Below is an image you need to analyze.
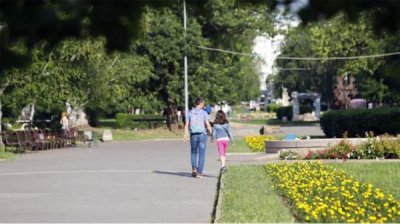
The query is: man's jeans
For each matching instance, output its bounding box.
[190,133,207,174]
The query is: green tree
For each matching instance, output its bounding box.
[197,0,274,103]
[274,12,391,105]
[134,6,211,128]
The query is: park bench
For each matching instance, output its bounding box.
[30,130,53,150]
[1,128,93,152]
[1,131,28,153]
[16,131,41,151]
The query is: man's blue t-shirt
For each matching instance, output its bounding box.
[188,108,209,134]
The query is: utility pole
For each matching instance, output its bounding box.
[183,0,189,114]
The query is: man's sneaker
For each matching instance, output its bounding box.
[220,166,227,174]
[197,173,205,178]
[191,169,197,178]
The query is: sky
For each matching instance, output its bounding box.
[252,0,308,92]
[252,15,299,91]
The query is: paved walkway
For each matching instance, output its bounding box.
[0,122,320,222]
[0,140,274,223]
[0,140,228,223]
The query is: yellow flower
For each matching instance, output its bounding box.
[369,215,377,221]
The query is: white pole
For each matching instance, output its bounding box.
[183,0,189,114]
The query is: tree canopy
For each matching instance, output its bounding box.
[0,0,274,128]
[273,11,400,106]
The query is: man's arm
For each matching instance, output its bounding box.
[183,120,190,141]
[205,120,212,135]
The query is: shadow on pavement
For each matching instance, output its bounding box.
[153,170,218,179]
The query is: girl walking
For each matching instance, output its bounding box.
[212,110,235,173]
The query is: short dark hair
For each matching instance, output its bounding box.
[195,98,204,106]
[214,110,228,124]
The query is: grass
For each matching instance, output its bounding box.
[91,127,182,141]
[229,138,253,153]
[94,119,182,141]
[218,162,400,223]
[329,162,400,200]
[218,165,294,223]
[0,146,16,160]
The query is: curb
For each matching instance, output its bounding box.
[227,152,265,156]
[212,172,224,223]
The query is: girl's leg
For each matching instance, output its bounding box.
[222,140,228,167]
[220,156,226,168]
[217,140,228,168]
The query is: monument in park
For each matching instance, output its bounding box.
[65,102,89,128]
[291,91,321,121]
[333,73,359,109]
[282,87,290,107]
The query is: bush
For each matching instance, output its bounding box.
[244,135,275,152]
[115,113,165,129]
[276,105,314,120]
[304,139,357,160]
[357,135,400,159]
[279,150,301,160]
[320,108,400,137]
[266,104,282,113]
[276,106,292,120]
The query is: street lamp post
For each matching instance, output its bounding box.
[183,0,189,114]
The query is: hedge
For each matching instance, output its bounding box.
[276,105,313,120]
[320,108,400,137]
[115,113,165,129]
[266,104,282,113]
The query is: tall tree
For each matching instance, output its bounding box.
[274,12,392,106]
[196,0,274,103]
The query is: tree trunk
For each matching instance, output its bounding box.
[165,105,172,131]
[0,86,5,133]
[0,88,4,147]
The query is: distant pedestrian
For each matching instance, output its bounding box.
[204,104,212,115]
[60,112,69,136]
[211,110,235,173]
[184,98,212,178]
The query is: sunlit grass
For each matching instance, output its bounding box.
[218,165,294,223]
[329,162,400,200]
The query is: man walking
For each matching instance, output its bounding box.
[184,98,212,178]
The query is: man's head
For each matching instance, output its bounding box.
[195,98,205,109]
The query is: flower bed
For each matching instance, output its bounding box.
[304,136,400,160]
[244,135,275,152]
[265,162,400,223]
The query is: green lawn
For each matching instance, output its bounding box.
[0,147,16,160]
[218,165,294,223]
[218,162,400,223]
[91,128,182,141]
[229,138,252,153]
[329,162,400,200]
[95,119,182,141]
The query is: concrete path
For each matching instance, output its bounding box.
[0,140,222,223]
